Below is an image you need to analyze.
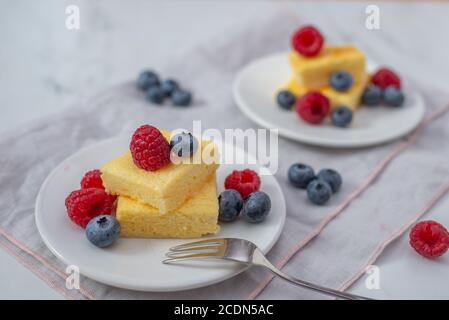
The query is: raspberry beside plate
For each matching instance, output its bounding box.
[409,220,449,259]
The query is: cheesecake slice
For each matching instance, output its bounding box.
[288,46,366,90]
[284,73,368,111]
[116,175,219,238]
[101,132,219,214]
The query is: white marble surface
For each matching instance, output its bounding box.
[1,0,449,299]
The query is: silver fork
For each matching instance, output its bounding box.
[163,238,372,300]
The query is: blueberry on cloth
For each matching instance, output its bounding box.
[288,163,316,189]
[307,179,332,205]
[317,169,342,193]
[137,70,159,91]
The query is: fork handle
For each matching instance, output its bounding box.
[252,249,372,300]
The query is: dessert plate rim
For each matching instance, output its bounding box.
[233,51,425,148]
[35,135,286,292]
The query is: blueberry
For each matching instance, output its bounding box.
[277,90,296,110]
[241,192,271,223]
[288,163,315,189]
[170,132,198,157]
[172,89,192,106]
[317,169,342,193]
[307,180,332,205]
[147,86,165,104]
[362,85,382,106]
[331,106,353,128]
[383,86,404,107]
[330,71,353,92]
[218,189,243,222]
[86,215,120,248]
[160,79,179,97]
[137,70,159,91]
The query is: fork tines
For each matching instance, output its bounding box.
[169,238,226,252]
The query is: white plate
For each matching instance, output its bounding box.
[233,52,425,148]
[35,136,286,292]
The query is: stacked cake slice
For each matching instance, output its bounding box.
[101,130,220,238]
[285,46,368,111]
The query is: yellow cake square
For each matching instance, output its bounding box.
[288,46,366,89]
[101,132,219,214]
[116,176,219,238]
[284,73,368,111]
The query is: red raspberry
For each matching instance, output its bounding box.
[130,125,171,171]
[291,26,324,57]
[371,68,401,89]
[65,188,115,228]
[225,169,261,199]
[409,220,449,259]
[296,91,330,124]
[80,169,104,189]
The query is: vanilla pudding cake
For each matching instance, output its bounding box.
[101,131,219,214]
[64,123,272,245]
[276,27,372,126]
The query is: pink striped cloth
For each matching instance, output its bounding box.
[1,13,449,299]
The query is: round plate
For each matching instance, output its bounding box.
[233,52,425,148]
[35,136,286,292]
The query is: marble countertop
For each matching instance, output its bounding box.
[1,0,448,299]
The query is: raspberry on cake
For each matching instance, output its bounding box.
[116,175,219,238]
[130,125,171,171]
[291,25,324,57]
[101,129,219,214]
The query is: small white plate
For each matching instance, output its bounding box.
[35,136,286,292]
[233,52,425,148]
